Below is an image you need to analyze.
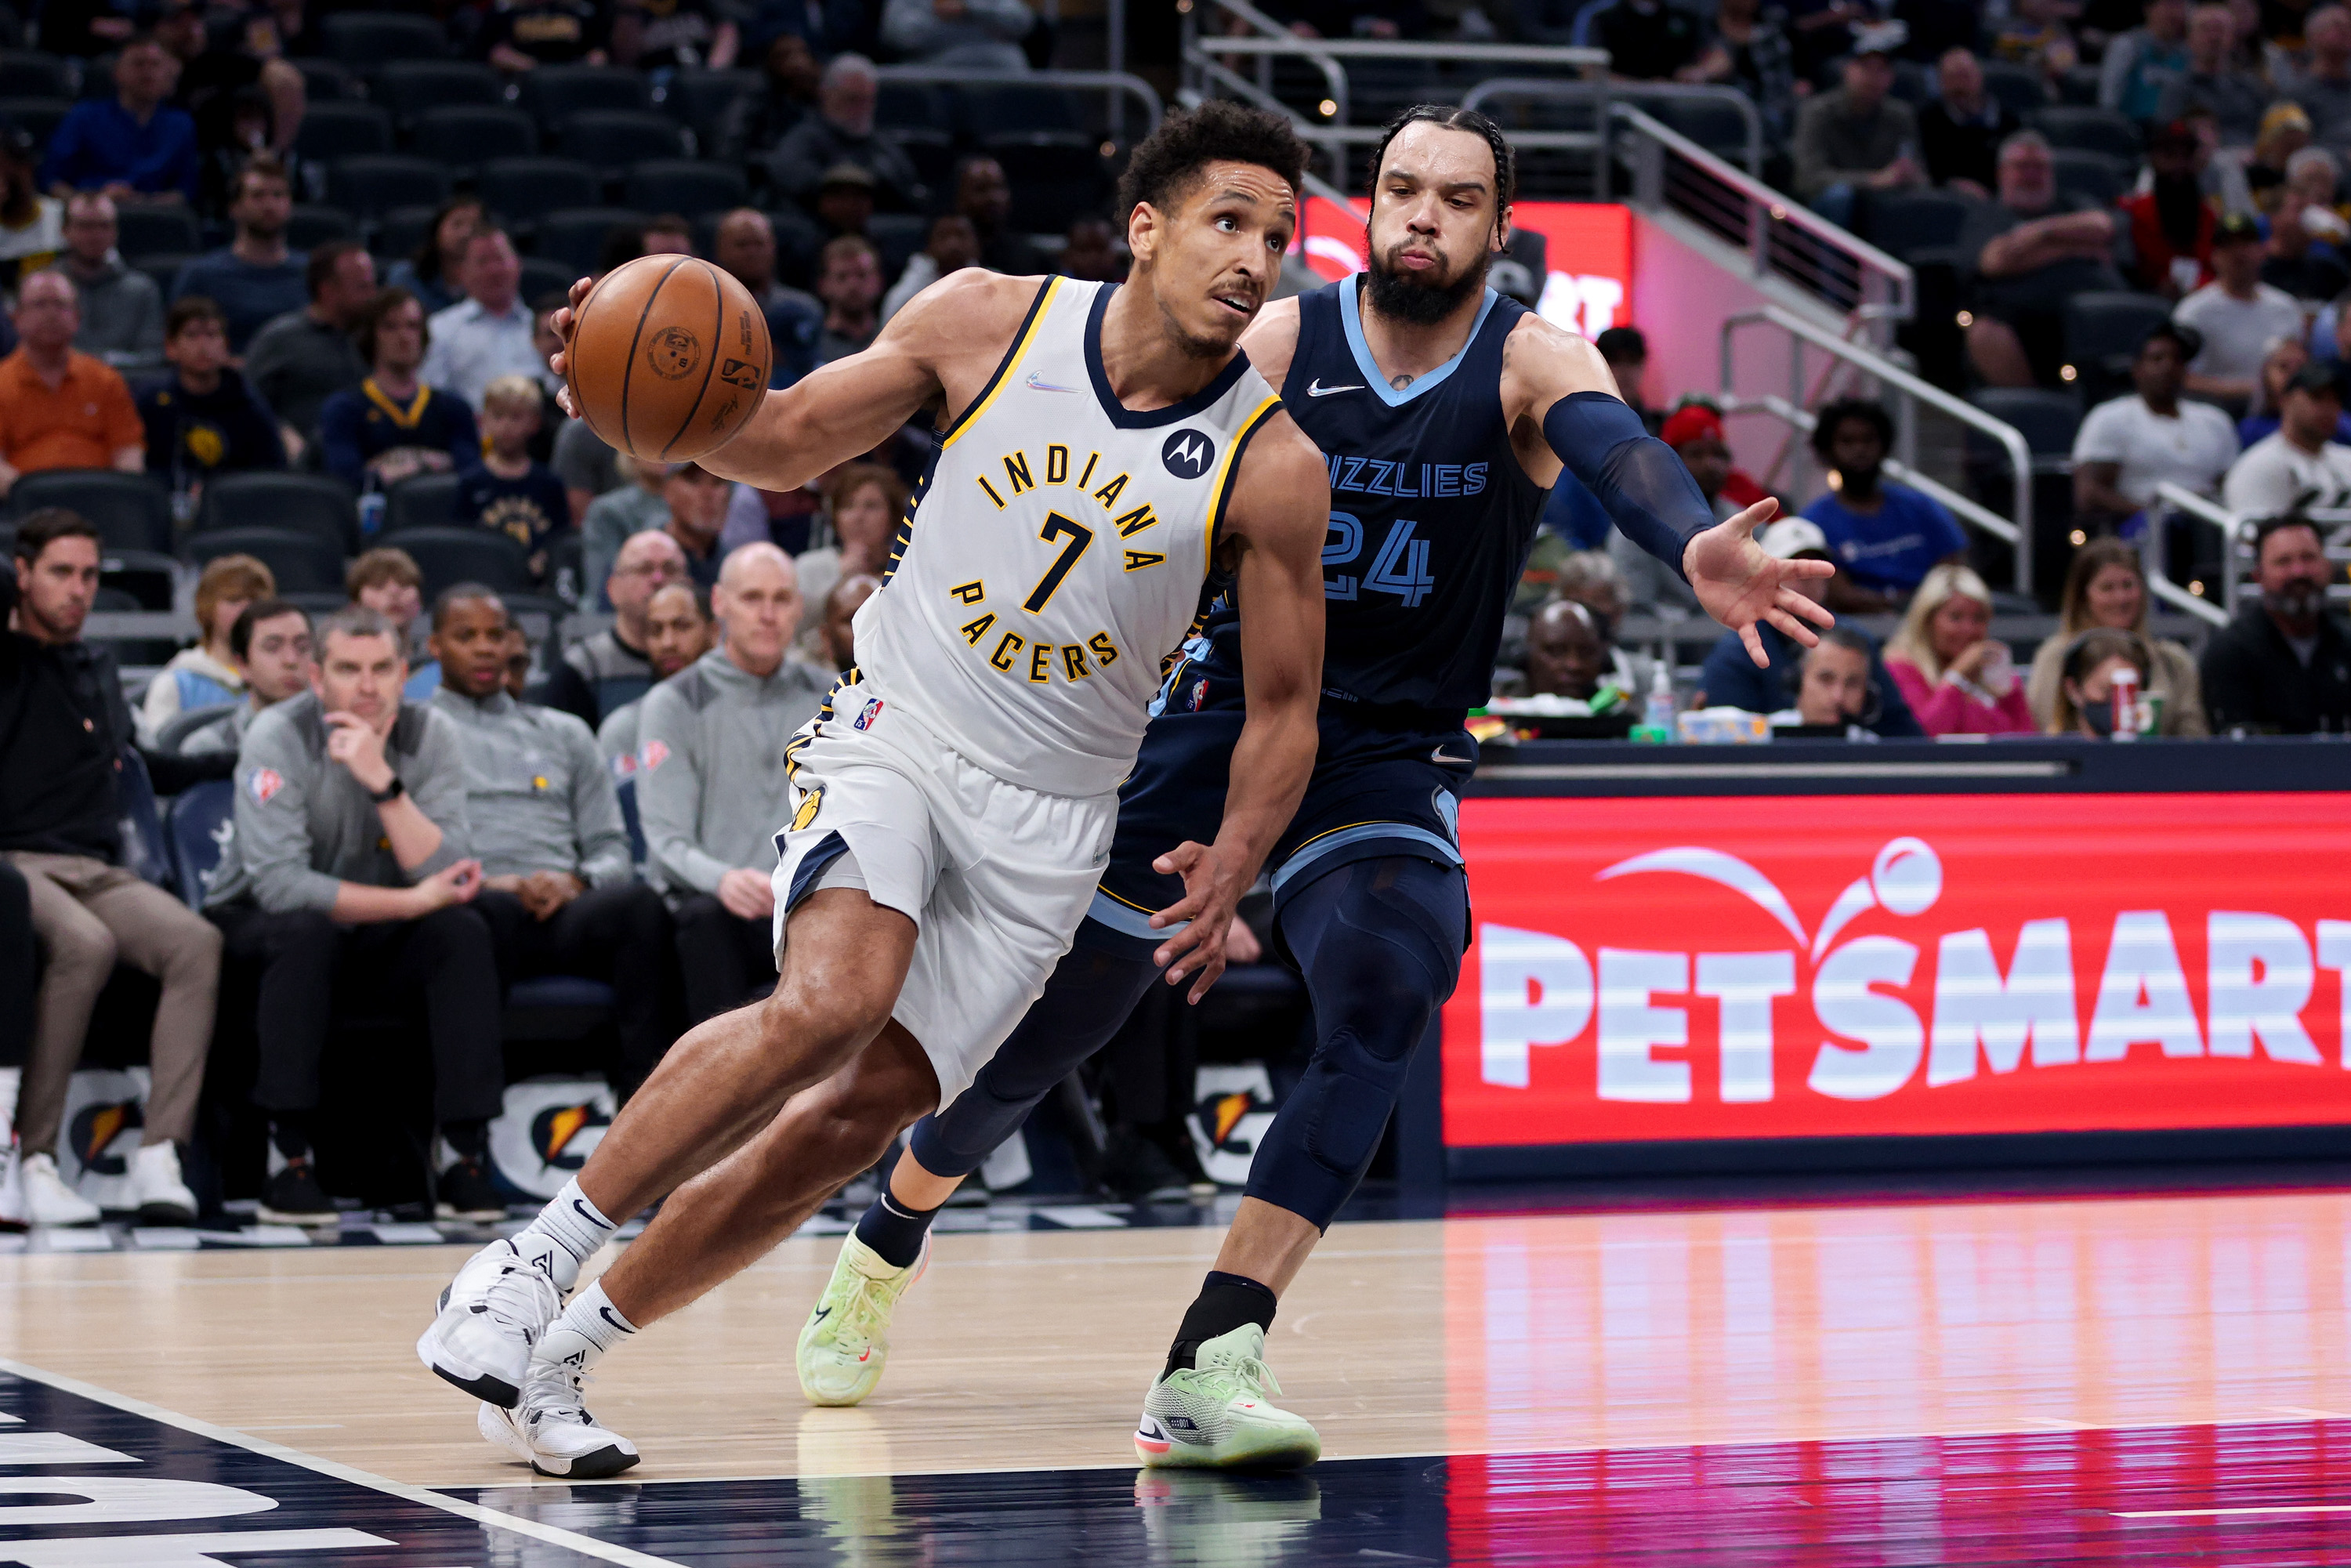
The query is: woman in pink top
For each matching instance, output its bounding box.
[1882,563,2036,736]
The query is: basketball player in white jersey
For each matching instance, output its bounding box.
[414,103,1331,1476]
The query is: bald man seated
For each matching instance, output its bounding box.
[632,543,829,1023]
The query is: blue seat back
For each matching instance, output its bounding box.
[115,749,173,889]
[615,775,647,867]
[168,780,237,907]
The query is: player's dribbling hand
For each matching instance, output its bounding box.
[546,276,593,413]
[1149,841,1241,1004]
[1683,497,1837,668]
[415,859,484,912]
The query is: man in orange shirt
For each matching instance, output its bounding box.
[0,271,144,501]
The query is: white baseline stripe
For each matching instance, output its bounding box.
[0,1357,686,1568]
[2115,1505,2351,1518]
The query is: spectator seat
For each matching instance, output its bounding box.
[11,470,172,554]
[412,105,539,170]
[392,527,533,596]
[881,127,955,194]
[293,57,355,103]
[622,158,748,218]
[1968,387,2085,459]
[286,205,355,250]
[1980,59,2049,117]
[100,549,177,611]
[321,11,450,71]
[984,134,1106,234]
[664,67,760,151]
[1867,189,1978,261]
[375,60,505,126]
[875,80,947,132]
[867,212,929,280]
[535,207,652,274]
[384,472,461,534]
[197,473,362,555]
[293,100,394,163]
[615,774,646,865]
[328,155,453,219]
[0,51,71,97]
[136,254,195,297]
[2063,291,2173,393]
[0,96,67,146]
[1626,92,1755,163]
[371,205,440,263]
[526,66,652,127]
[167,778,236,908]
[116,748,174,889]
[558,110,690,166]
[113,203,201,260]
[2032,106,2142,161]
[518,256,578,303]
[2049,148,2128,207]
[187,527,346,593]
[478,158,603,227]
[953,81,1082,136]
[156,703,237,757]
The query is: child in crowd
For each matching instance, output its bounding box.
[137,552,274,743]
[456,373,571,584]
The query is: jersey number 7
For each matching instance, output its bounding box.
[1023,513,1096,613]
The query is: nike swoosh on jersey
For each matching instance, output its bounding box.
[1431,748,1469,763]
[1026,371,1081,393]
[1307,379,1364,397]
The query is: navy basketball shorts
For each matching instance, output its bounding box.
[1085,664,1476,954]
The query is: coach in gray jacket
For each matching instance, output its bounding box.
[205,605,507,1226]
[428,585,682,1096]
[636,543,825,1021]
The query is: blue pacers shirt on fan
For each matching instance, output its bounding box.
[1801,483,1968,596]
[456,461,570,572]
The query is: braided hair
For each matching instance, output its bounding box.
[1367,106,1516,244]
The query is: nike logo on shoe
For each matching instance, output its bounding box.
[812,1307,832,1323]
[1306,379,1364,397]
[1431,748,1469,763]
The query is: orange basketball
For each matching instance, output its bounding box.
[564,254,772,462]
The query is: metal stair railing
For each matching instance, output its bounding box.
[1723,306,2035,596]
[1462,78,1762,180]
[873,65,1164,144]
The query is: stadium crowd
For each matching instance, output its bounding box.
[2,0,2349,1226]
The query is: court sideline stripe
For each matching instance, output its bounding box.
[0,1356,688,1568]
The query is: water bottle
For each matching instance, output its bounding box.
[1643,659,1678,743]
[357,480,386,538]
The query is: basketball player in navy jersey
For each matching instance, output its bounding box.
[780,103,1834,1469]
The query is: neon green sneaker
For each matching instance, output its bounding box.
[795,1231,929,1407]
[1132,1324,1321,1470]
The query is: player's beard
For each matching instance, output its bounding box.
[1364,236,1490,326]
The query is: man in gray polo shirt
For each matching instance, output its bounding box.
[205,605,506,1226]
[428,585,681,1098]
[636,543,824,1022]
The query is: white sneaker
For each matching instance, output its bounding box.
[416,1239,560,1408]
[477,1356,640,1479]
[129,1143,197,1226]
[20,1153,100,1228]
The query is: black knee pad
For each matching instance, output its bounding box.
[1247,857,1467,1229]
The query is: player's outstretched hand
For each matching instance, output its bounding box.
[1149,840,1243,1005]
[547,275,593,415]
[1683,497,1836,668]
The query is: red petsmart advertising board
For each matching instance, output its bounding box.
[1440,793,2351,1147]
[1295,194,1634,339]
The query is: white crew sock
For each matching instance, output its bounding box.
[538,1281,638,1371]
[510,1178,617,1292]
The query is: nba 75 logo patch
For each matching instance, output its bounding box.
[853,697,885,731]
[247,767,283,804]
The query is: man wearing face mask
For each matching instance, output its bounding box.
[2199,516,2351,730]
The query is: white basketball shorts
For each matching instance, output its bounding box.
[768,674,1118,1107]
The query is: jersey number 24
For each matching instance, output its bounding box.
[1324,512,1433,607]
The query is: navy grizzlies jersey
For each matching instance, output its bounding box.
[1194,277,1547,715]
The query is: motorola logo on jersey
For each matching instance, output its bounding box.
[1161,429,1216,480]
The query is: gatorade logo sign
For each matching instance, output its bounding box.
[1441,794,2351,1146]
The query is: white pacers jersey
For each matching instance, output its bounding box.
[850,276,1283,798]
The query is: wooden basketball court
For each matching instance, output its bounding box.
[9,1182,2351,1563]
